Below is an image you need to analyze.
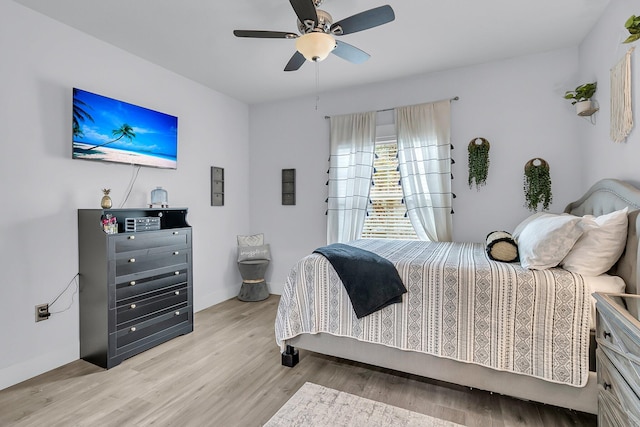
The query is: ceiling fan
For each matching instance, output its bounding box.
[233,0,395,71]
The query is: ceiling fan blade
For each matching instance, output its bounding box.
[332,40,370,64]
[284,51,306,71]
[233,30,298,39]
[331,5,395,36]
[289,0,318,28]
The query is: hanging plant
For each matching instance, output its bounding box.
[523,158,552,212]
[467,137,490,190]
[623,15,640,44]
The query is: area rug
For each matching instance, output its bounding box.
[264,382,465,427]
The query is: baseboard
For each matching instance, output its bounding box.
[0,347,77,391]
[194,288,238,312]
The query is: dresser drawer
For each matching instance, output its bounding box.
[597,348,640,423]
[599,383,634,427]
[598,338,640,399]
[115,249,189,277]
[115,269,188,302]
[597,311,640,359]
[116,284,188,325]
[114,303,190,351]
[112,229,190,254]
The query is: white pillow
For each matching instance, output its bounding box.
[237,233,264,247]
[512,212,547,243]
[561,207,629,276]
[517,213,585,270]
[238,244,271,262]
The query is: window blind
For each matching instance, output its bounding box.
[361,140,418,240]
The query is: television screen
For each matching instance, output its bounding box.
[72,88,178,169]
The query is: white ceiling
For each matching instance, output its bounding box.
[14,0,611,105]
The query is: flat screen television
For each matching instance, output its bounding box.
[72,88,178,169]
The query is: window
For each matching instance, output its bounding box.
[361,139,418,239]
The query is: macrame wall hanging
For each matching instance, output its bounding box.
[523,158,552,212]
[610,46,635,143]
[467,137,490,190]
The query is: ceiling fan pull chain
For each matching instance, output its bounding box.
[315,61,320,110]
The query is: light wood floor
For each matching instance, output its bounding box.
[0,296,596,426]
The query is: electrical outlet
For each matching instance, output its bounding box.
[35,303,50,322]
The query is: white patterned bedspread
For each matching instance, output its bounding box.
[275,239,591,387]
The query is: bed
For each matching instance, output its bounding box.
[275,179,640,414]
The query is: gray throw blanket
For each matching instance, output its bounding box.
[313,243,407,318]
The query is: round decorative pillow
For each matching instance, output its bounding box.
[486,231,519,262]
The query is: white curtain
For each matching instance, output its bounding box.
[327,112,376,244]
[395,100,452,241]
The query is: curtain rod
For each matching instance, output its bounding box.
[323,96,459,119]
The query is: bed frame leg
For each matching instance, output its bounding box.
[281,345,299,367]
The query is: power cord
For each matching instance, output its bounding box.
[120,164,142,207]
[48,273,79,315]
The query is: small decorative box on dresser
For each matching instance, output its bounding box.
[594,293,640,426]
[78,208,193,369]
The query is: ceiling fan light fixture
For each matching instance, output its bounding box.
[295,32,336,62]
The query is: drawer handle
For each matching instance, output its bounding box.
[130,327,137,332]
[129,281,136,286]
[175,311,180,316]
[173,251,179,255]
[128,235,135,240]
[173,231,179,235]
[130,304,136,309]
[175,291,180,295]
[603,331,612,339]
[603,382,611,391]
[174,271,180,275]
[129,258,136,263]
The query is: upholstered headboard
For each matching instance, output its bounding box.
[564,179,640,295]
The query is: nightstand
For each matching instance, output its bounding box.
[594,293,640,426]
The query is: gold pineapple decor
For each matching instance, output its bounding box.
[101,188,112,209]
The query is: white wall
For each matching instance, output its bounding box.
[250,48,584,295]
[578,0,640,188]
[5,0,635,392]
[0,1,250,390]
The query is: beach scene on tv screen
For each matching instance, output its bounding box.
[72,88,178,169]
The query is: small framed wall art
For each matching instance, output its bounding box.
[282,168,296,205]
[211,166,224,206]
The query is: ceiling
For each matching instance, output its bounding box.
[14,0,611,105]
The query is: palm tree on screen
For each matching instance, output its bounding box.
[86,124,136,150]
[73,90,94,138]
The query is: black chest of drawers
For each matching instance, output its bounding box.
[78,208,193,369]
